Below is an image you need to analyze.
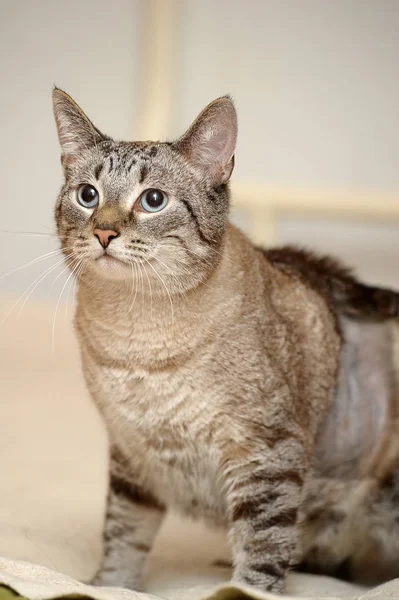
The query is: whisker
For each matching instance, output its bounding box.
[158,239,230,267]
[161,236,225,258]
[51,253,78,288]
[129,262,138,314]
[1,255,70,326]
[172,255,218,291]
[140,257,153,319]
[123,251,141,313]
[23,528,60,573]
[52,257,84,352]
[0,230,57,237]
[0,250,61,280]
[40,223,58,233]
[129,263,135,313]
[68,257,88,319]
[64,261,80,321]
[138,259,145,316]
[132,259,141,312]
[157,250,218,293]
[0,247,74,282]
[150,254,189,294]
[17,252,76,319]
[156,242,230,284]
[142,256,174,322]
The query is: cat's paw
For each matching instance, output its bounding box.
[90,570,139,590]
[233,565,285,594]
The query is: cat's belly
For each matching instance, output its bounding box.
[87,358,228,523]
[313,318,397,480]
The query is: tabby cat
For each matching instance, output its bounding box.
[52,88,399,593]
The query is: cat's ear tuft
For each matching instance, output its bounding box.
[176,96,237,185]
[52,87,107,167]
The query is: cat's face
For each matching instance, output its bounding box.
[53,89,237,294]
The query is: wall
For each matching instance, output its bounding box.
[1,0,399,301]
[171,0,399,287]
[0,0,141,297]
[173,0,399,191]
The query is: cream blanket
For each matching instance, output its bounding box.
[0,298,398,600]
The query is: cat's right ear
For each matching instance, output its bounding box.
[52,87,107,168]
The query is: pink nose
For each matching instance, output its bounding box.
[93,228,119,249]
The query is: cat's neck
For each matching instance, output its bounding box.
[75,224,259,361]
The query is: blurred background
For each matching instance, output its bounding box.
[1,0,399,303]
[0,0,399,581]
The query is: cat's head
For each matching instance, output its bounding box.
[53,88,237,294]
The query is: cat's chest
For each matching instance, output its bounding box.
[87,357,227,520]
[76,302,205,370]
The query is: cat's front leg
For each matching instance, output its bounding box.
[225,445,306,593]
[93,445,165,590]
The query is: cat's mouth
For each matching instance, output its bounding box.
[91,253,134,280]
[94,252,130,275]
[93,250,153,279]
[96,254,123,264]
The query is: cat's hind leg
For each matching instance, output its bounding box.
[300,473,399,585]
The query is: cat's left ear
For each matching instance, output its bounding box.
[175,96,237,186]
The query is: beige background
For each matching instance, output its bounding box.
[1,0,399,298]
[1,3,399,598]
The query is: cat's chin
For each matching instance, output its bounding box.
[91,255,132,280]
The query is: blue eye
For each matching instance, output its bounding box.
[77,184,99,208]
[140,188,168,213]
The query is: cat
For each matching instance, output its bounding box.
[52,87,399,593]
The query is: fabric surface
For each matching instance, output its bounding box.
[0,588,23,600]
[0,297,398,600]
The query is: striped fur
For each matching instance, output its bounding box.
[52,89,399,593]
[91,446,164,589]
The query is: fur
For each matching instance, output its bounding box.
[52,88,399,593]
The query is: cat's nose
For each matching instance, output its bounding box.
[93,227,119,249]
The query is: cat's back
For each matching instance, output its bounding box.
[252,234,341,368]
[224,226,342,437]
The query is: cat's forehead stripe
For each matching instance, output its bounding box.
[127,158,136,172]
[139,164,148,185]
[102,144,162,179]
[94,164,103,180]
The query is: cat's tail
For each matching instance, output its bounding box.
[264,245,399,322]
[334,281,399,321]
